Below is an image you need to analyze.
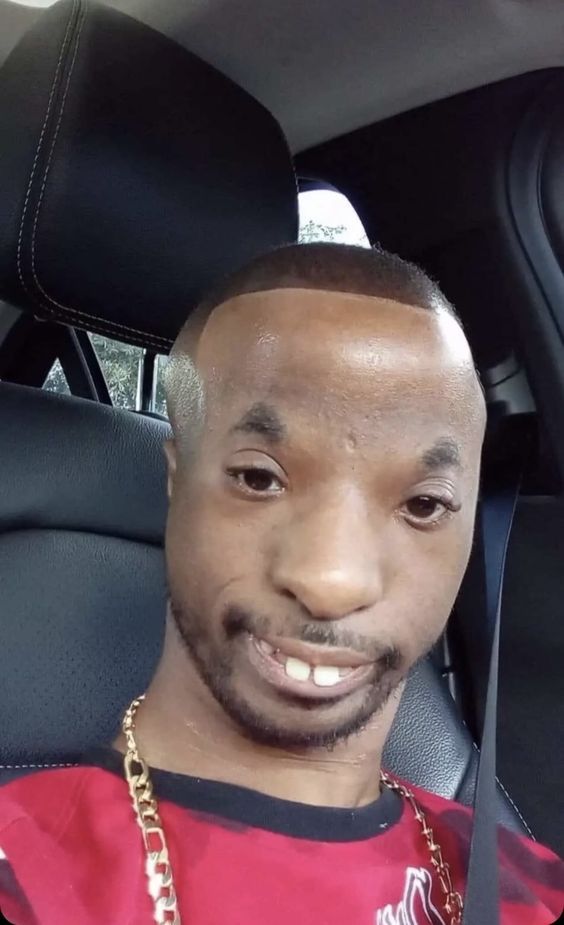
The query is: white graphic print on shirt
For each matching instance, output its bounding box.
[375,867,448,925]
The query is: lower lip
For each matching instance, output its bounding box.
[245,634,374,701]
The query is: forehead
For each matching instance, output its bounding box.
[195,288,482,439]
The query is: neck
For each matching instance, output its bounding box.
[114,621,402,809]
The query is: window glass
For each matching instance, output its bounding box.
[90,333,143,409]
[154,356,168,418]
[43,340,168,415]
[43,359,70,396]
[298,188,370,247]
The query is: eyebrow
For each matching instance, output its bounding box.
[230,402,287,443]
[230,406,461,469]
[420,438,462,472]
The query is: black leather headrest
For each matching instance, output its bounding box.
[0,0,298,352]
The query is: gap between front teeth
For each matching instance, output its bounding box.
[284,657,342,687]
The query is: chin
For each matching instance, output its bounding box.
[215,678,400,751]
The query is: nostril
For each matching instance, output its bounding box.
[278,587,298,607]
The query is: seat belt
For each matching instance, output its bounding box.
[461,459,525,925]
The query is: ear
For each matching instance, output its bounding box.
[163,439,178,500]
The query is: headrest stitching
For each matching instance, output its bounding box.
[16,0,79,303]
[0,763,78,769]
[21,0,173,353]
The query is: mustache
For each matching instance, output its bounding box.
[224,605,402,670]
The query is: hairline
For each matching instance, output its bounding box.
[199,284,448,314]
[172,281,456,362]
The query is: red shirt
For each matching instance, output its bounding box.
[0,748,562,924]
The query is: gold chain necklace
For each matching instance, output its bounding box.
[122,694,464,925]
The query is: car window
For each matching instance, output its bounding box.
[90,334,144,409]
[298,188,370,246]
[43,188,369,414]
[90,335,169,416]
[43,359,70,395]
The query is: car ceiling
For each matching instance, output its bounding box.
[1,0,564,152]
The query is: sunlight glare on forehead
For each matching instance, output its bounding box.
[433,304,474,365]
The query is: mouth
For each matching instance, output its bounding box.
[245,632,375,702]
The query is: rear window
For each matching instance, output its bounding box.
[298,188,370,246]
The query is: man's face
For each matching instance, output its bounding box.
[165,288,486,749]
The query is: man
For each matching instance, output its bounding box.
[0,243,562,925]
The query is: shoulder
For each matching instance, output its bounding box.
[0,764,114,924]
[404,780,564,917]
[0,759,126,841]
[0,764,89,822]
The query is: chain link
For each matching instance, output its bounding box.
[123,696,463,925]
[380,771,464,924]
[123,696,181,924]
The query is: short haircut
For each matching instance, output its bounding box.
[164,242,460,444]
[193,241,458,325]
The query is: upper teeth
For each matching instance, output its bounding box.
[312,665,341,687]
[284,656,341,687]
[285,657,311,682]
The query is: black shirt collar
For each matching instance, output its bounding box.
[83,746,403,843]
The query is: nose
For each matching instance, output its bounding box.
[269,490,385,620]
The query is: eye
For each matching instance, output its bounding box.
[403,495,457,526]
[227,466,284,496]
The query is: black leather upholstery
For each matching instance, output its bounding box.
[0,0,298,351]
[383,659,529,834]
[0,382,530,835]
[0,383,168,760]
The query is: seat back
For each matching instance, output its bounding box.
[0,384,167,761]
